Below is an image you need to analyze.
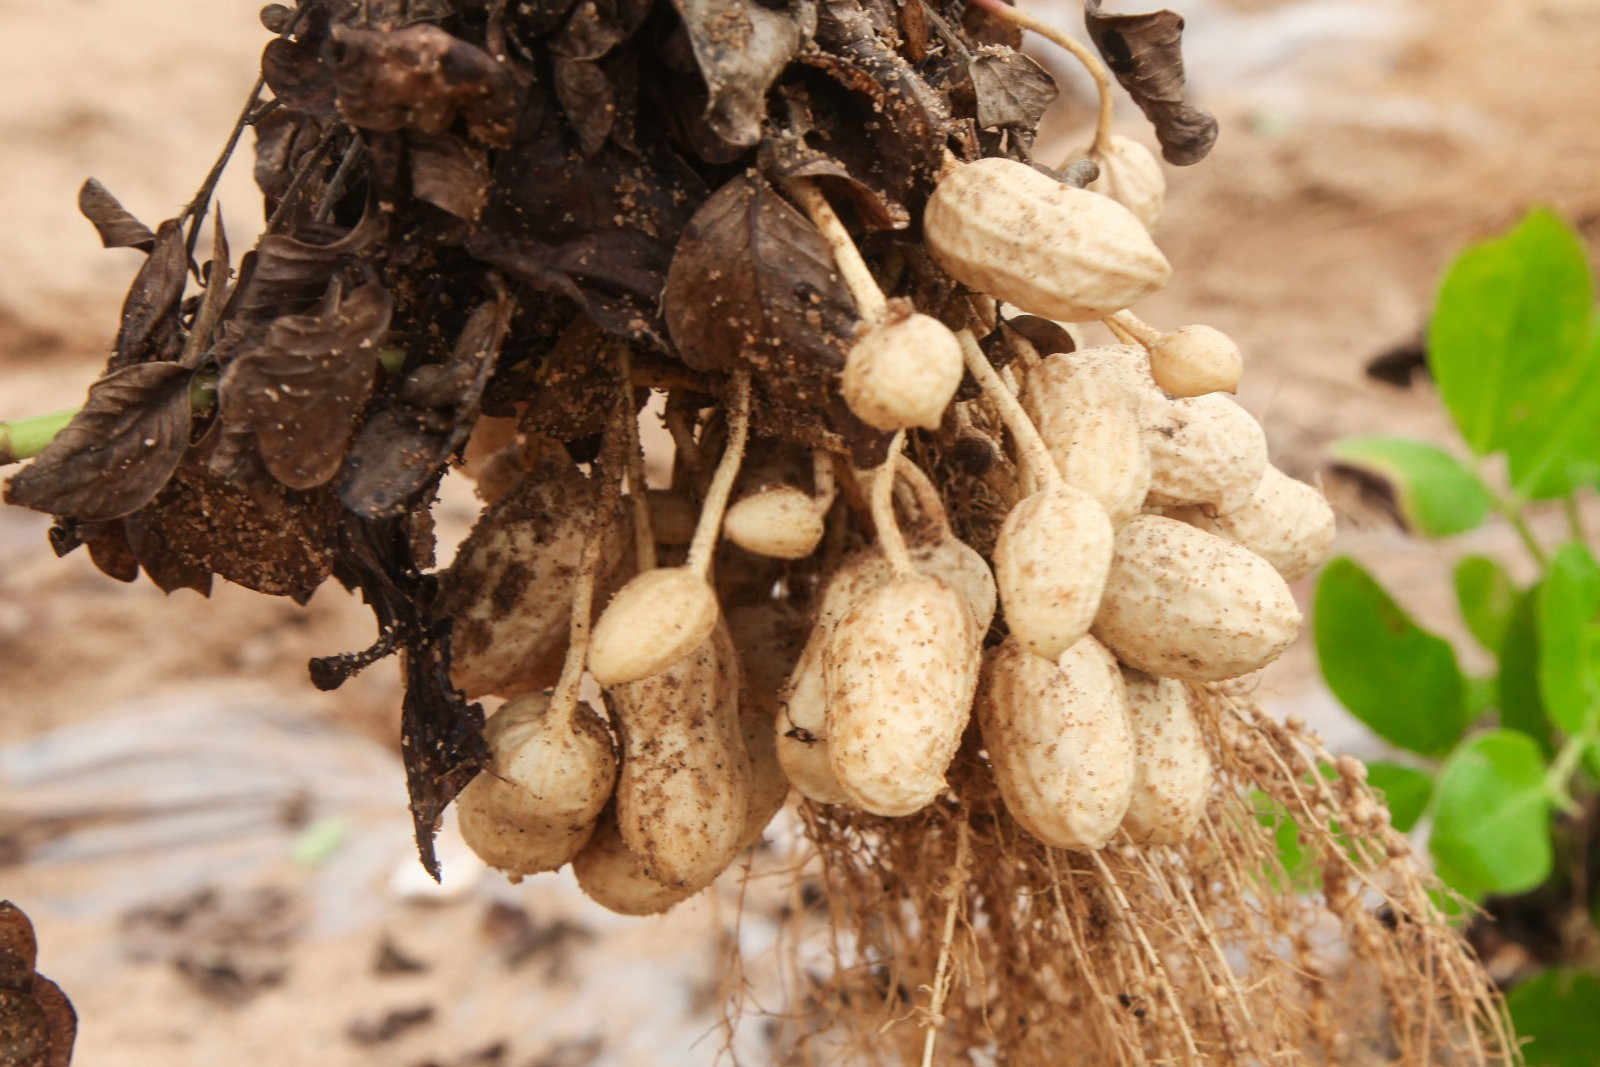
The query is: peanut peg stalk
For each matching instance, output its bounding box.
[1108,310,1242,397]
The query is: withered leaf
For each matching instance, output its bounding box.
[409,133,490,221]
[758,122,909,230]
[0,902,77,1067]
[5,362,192,522]
[219,277,393,491]
[181,210,232,369]
[123,507,215,597]
[77,178,155,252]
[313,514,486,879]
[112,219,188,366]
[969,46,1057,133]
[1083,0,1217,165]
[664,172,855,374]
[83,520,141,583]
[549,0,653,60]
[225,208,384,323]
[1003,314,1076,357]
[261,36,338,118]
[339,289,515,518]
[552,57,614,158]
[331,25,519,147]
[669,0,817,148]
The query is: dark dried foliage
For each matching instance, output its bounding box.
[1084,0,1217,165]
[76,179,156,253]
[0,902,77,1067]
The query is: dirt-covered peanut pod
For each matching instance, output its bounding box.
[1119,670,1211,845]
[725,599,808,842]
[924,156,1170,322]
[439,449,632,699]
[588,373,751,686]
[960,330,1114,661]
[822,435,983,816]
[1167,466,1336,582]
[1094,515,1302,681]
[456,533,617,877]
[455,691,617,877]
[976,635,1135,850]
[610,620,751,887]
[1142,393,1269,515]
[573,805,700,917]
[1020,345,1152,526]
[1085,134,1165,231]
[1109,311,1242,398]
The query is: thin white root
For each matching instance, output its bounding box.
[686,370,752,575]
[785,178,888,323]
[920,820,971,1067]
[956,328,1059,490]
[872,430,913,574]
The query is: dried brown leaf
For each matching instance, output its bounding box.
[553,57,615,157]
[112,219,188,366]
[969,46,1057,132]
[409,133,490,221]
[218,278,393,490]
[1084,0,1217,165]
[5,362,192,522]
[669,0,816,147]
[77,178,155,252]
[261,36,337,118]
[331,25,519,147]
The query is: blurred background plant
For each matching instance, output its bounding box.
[1309,208,1600,1067]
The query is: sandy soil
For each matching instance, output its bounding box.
[3,0,1600,1063]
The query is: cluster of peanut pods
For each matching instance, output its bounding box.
[445,136,1335,915]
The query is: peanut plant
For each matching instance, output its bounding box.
[1312,208,1600,1066]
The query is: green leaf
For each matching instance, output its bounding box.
[1314,557,1471,756]
[1329,437,1491,537]
[1500,585,1555,754]
[1454,554,1517,653]
[1505,330,1600,499]
[1427,209,1595,487]
[1362,761,1433,833]
[1537,542,1600,734]
[1430,730,1552,899]
[1506,969,1600,1067]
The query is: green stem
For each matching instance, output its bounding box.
[0,408,79,465]
[1564,492,1587,545]
[1546,724,1598,816]
[1494,490,1549,567]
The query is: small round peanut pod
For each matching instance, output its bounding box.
[976,635,1135,850]
[723,486,825,560]
[1086,134,1165,231]
[455,692,617,878]
[824,572,981,816]
[1093,515,1302,681]
[993,482,1114,661]
[1021,347,1152,526]
[1170,466,1336,582]
[1148,324,1243,397]
[1142,393,1268,516]
[924,156,1170,322]
[588,567,720,686]
[1119,669,1211,845]
[841,309,965,431]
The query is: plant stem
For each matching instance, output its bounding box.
[1546,725,1597,815]
[871,430,912,574]
[0,409,79,465]
[956,328,1058,489]
[1499,495,1550,567]
[686,370,751,576]
[1564,492,1587,545]
[784,178,888,323]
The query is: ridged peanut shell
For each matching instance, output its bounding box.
[611,622,751,887]
[1093,515,1302,681]
[993,483,1114,661]
[824,572,981,816]
[1086,134,1165,231]
[726,600,807,842]
[455,693,617,877]
[723,486,824,560]
[924,156,1170,321]
[1170,466,1336,582]
[588,567,720,686]
[1022,347,1152,526]
[976,636,1134,850]
[842,311,964,431]
[1143,393,1268,515]
[1120,669,1211,845]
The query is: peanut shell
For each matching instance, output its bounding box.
[824,572,981,816]
[1143,393,1268,515]
[1086,134,1165,231]
[976,636,1135,850]
[1093,515,1302,681]
[993,483,1114,661]
[1120,669,1211,845]
[842,309,964,431]
[924,156,1170,322]
[1148,324,1243,397]
[723,486,824,560]
[588,566,720,686]
[1021,346,1152,526]
[1170,466,1336,582]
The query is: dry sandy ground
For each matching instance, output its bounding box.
[3,0,1600,1063]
